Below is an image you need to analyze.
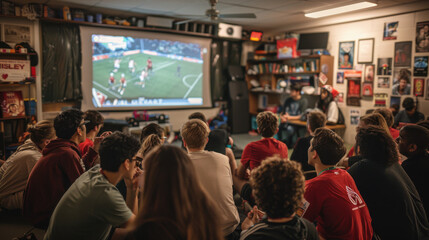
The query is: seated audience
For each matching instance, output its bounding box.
[23,109,100,228]
[79,110,105,156]
[348,126,429,239]
[44,132,142,240]
[139,123,166,143]
[394,97,425,127]
[417,120,429,130]
[290,111,326,172]
[373,107,400,139]
[238,111,288,178]
[303,128,373,239]
[240,156,318,240]
[315,85,342,124]
[124,145,224,240]
[398,125,429,219]
[181,119,239,238]
[0,120,55,210]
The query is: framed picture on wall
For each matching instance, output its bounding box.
[337,72,344,84]
[426,79,429,100]
[364,64,375,82]
[413,78,424,96]
[383,21,398,40]
[338,41,354,69]
[394,41,412,67]
[377,58,392,75]
[357,38,374,64]
[413,56,428,76]
[416,21,429,52]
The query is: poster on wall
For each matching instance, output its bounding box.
[364,65,375,82]
[390,96,401,109]
[377,77,390,88]
[392,68,411,95]
[416,21,429,52]
[362,82,374,97]
[4,24,31,46]
[413,78,425,96]
[338,92,344,103]
[337,72,344,84]
[426,79,429,100]
[350,109,361,125]
[277,38,298,59]
[338,41,354,69]
[357,38,374,64]
[374,93,388,107]
[383,21,398,40]
[377,58,392,75]
[394,41,412,67]
[413,56,428,76]
[345,70,362,106]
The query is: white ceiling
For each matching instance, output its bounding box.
[10,0,429,33]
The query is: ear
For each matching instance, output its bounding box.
[123,159,131,171]
[409,144,417,153]
[77,127,83,137]
[94,125,99,132]
[312,149,318,160]
[275,128,279,134]
[206,137,209,144]
[182,139,187,148]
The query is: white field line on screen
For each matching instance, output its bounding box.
[183,73,203,99]
[94,81,122,98]
[182,74,199,88]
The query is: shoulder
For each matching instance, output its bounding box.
[240,222,270,240]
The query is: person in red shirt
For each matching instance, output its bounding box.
[79,110,105,156]
[303,128,373,240]
[147,58,153,75]
[237,111,288,179]
[374,108,399,139]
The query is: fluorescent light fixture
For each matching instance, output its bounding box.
[305,1,377,18]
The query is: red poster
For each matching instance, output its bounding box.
[413,78,424,96]
[277,38,298,59]
[0,91,25,118]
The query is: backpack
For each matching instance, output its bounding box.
[15,42,38,66]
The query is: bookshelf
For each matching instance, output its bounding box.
[245,54,334,115]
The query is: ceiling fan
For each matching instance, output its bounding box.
[175,0,256,25]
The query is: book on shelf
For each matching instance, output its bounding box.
[0,91,26,118]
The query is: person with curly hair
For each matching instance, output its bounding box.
[304,128,373,240]
[240,156,318,240]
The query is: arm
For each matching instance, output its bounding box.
[225,148,237,176]
[326,101,339,124]
[238,144,252,179]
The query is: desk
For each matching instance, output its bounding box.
[287,119,346,130]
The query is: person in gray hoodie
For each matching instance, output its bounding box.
[0,120,55,210]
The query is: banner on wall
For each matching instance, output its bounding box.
[345,70,362,106]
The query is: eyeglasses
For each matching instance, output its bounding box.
[79,120,90,129]
[131,156,143,169]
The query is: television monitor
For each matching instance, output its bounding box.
[297,32,329,50]
[80,26,212,111]
[250,31,263,41]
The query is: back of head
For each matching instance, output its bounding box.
[250,156,305,218]
[360,113,390,134]
[84,110,104,133]
[140,134,162,158]
[99,132,141,172]
[373,108,394,128]
[402,97,415,111]
[137,145,223,240]
[311,128,346,165]
[307,111,326,132]
[28,120,56,145]
[256,111,279,138]
[417,120,429,130]
[181,119,209,149]
[356,126,398,165]
[188,112,207,123]
[140,123,164,143]
[54,109,84,139]
[400,125,429,153]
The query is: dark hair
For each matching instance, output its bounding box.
[359,113,390,134]
[256,111,279,138]
[54,109,84,139]
[28,120,56,145]
[290,83,302,93]
[400,125,429,153]
[374,108,394,127]
[311,128,346,165]
[84,110,104,133]
[402,97,415,111]
[356,126,398,166]
[317,89,333,113]
[140,134,162,157]
[140,123,164,143]
[307,111,326,132]
[188,112,207,123]
[181,119,209,149]
[416,120,429,130]
[250,156,305,218]
[99,132,141,172]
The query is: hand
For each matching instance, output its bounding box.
[124,168,144,192]
[228,137,234,146]
[280,114,288,123]
[241,206,261,230]
[93,131,112,152]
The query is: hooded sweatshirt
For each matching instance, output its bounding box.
[23,138,98,229]
[0,139,41,209]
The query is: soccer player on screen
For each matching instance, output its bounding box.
[108,73,115,90]
[128,59,136,75]
[139,69,148,88]
[176,64,181,78]
[147,58,153,75]
[118,73,126,96]
[113,59,121,73]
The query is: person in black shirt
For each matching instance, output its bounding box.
[348,126,429,240]
[394,97,425,127]
[240,156,318,240]
[398,125,429,219]
[290,111,326,172]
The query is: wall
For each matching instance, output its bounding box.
[295,10,429,144]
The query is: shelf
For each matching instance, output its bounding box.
[0,82,34,86]
[254,51,277,55]
[0,116,30,121]
[248,71,320,76]
[250,89,284,95]
[0,52,37,56]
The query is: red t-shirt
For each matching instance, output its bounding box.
[389,127,399,139]
[303,169,373,240]
[79,138,94,156]
[240,138,288,170]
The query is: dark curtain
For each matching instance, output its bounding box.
[42,22,82,103]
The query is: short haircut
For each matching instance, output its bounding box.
[402,97,415,111]
[311,128,346,165]
[28,120,55,145]
[417,120,429,130]
[307,111,326,132]
[250,156,305,218]
[140,123,164,143]
[99,131,141,172]
[401,125,429,153]
[359,113,390,134]
[356,126,398,166]
[54,109,84,139]
[84,110,104,133]
[181,119,209,149]
[373,108,394,127]
[188,112,207,123]
[290,83,302,93]
[257,111,278,138]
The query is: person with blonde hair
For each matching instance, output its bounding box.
[0,120,56,210]
[125,145,224,240]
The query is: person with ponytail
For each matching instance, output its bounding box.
[0,120,55,210]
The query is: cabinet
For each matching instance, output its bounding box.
[245,54,334,114]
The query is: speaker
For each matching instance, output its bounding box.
[227,65,244,81]
[228,81,249,134]
[218,23,242,39]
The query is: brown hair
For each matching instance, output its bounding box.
[360,113,390,134]
[131,145,223,240]
[311,128,346,165]
[140,123,164,143]
[356,126,398,166]
[83,110,104,133]
[181,119,209,149]
[28,120,56,145]
[257,111,279,138]
[250,156,305,218]
[188,112,207,123]
[307,111,326,132]
[373,108,394,128]
[140,134,162,157]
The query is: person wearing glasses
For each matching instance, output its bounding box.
[44,132,143,240]
[23,109,102,229]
